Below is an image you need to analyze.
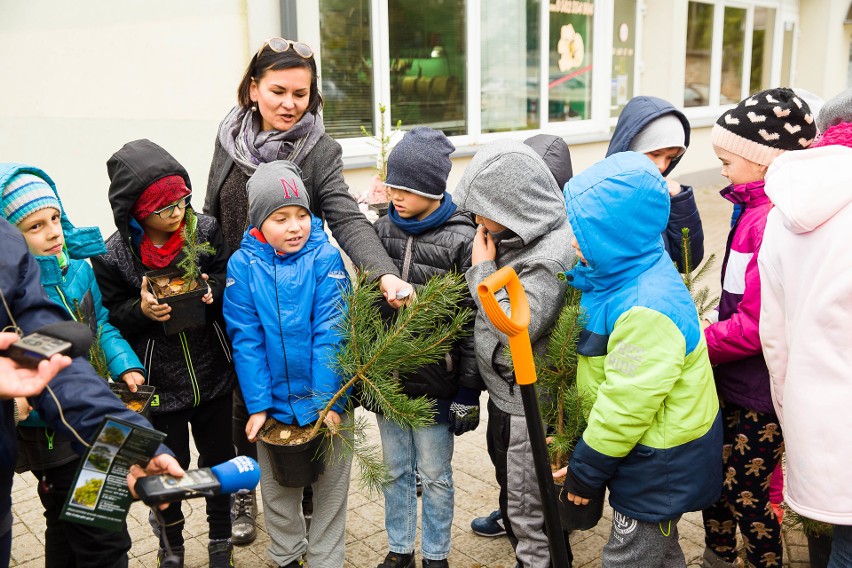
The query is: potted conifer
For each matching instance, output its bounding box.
[536,283,602,531]
[258,272,472,492]
[145,208,214,336]
[360,103,402,217]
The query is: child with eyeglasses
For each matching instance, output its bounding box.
[0,163,146,568]
[92,139,238,568]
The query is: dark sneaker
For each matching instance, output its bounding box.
[156,546,185,568]
[280,558,304,568]
[377,551,416,568]
[231,489,258,545]
[423,559,449,568]
[471,509,507,537]
[208,538,234,568]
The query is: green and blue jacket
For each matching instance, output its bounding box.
[564,151,722,522]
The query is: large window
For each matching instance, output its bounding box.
[319,0,374,138]
[684,1,778,109]
[481,0,540,133]
[611,0,637,116]
[388,0,467,136]
[548,1,594,122]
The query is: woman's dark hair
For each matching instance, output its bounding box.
[236,42,324,115]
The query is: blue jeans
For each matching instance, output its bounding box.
[375,414,454,560]
[829,525,852,568]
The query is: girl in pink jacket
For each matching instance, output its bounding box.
[759,89,852,568]
[700,88,816,568]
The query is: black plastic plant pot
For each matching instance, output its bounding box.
[260,433,326,488]
[109,383,156,418]
[145,268,207,336]
[806,531,833,568]
[555,481,605,531]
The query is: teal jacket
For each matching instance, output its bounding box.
[0,164,144,430]
[564,152,722,522]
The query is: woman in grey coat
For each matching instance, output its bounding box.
[204,37,410,553]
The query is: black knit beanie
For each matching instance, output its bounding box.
[711,87,817,166]
[384,126,455,199]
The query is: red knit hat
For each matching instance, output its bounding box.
[132,175,191,220]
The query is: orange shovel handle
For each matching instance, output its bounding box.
[477,267,537,386]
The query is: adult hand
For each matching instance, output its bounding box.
[0,332,71,399]
[245,411,267,443]
[140,276,171,322]
[127,454,185,510]
[380,274,414,310]
[200,273,213,305]
[120,371,145,393]
[472,225,496,266]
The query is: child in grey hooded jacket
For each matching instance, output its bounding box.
[453,140,575,568]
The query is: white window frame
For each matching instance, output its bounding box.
[287,0,632,161]
[681,0,785,123]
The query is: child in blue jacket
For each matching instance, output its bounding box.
[0,163,145,567]
[223,160,351,568]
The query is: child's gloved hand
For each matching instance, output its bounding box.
[448,387,480,436]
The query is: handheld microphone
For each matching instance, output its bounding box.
[2,321,93,368]
[135,456,261,505]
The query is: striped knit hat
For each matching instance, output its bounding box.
[1,172,60,226]
[711,87,817,166]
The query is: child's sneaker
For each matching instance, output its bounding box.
[208,538,234,568]
[377,552,415,568]
[156,546,185,568]
[423,559,449,568]
[470,509,506,537]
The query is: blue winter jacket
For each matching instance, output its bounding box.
[564,152,722,522]
[607,96,705,271]
[0,164,143,435]
[223,217,350,427]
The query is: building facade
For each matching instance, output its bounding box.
[0,0,849,235]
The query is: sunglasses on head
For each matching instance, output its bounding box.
[256,37,314,60]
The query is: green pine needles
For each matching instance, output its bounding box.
[680,227,720,319]
[177,209,216,287]
[311,271,472,493]
[536,283,593,469]
[73,299,110,380]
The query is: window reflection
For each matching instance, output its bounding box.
[548,0,594,122]
[684,1,714,108]
[319,0,374,138]
[481,0,540,133]
[721,6,746,104]
[389,0,467,136]
[750,7,775,93]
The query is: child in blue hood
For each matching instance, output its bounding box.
[608,96,705,271]
[223,160,351,568]
[0,163,144,567]
[561,151,722,568]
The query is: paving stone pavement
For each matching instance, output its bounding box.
[8,183,815,567]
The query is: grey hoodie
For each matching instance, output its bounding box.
[453,141,575,415]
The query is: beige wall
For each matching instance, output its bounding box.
[796,0,851,99]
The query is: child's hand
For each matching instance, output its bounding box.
[665,177,682,197]
[245,411,267,443]
[140,276,172,321]
[566,491,590,506]
[380,274,415,310]
[323,410,341,435]
[120,371,145,393]
[14,397,31,423]
[200,273,213,304]
[472,225,496,265]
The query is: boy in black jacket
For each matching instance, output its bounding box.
[372,127,481,568]
[92,139,236,568]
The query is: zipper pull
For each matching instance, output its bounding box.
[45,429,55,450]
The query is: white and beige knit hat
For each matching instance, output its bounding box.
[711,87,817,166]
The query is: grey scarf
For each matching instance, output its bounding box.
[217,105,325,174]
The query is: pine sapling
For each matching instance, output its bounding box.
[175,209,215,293]
[311,271,472,494]
[680,227,720,319]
